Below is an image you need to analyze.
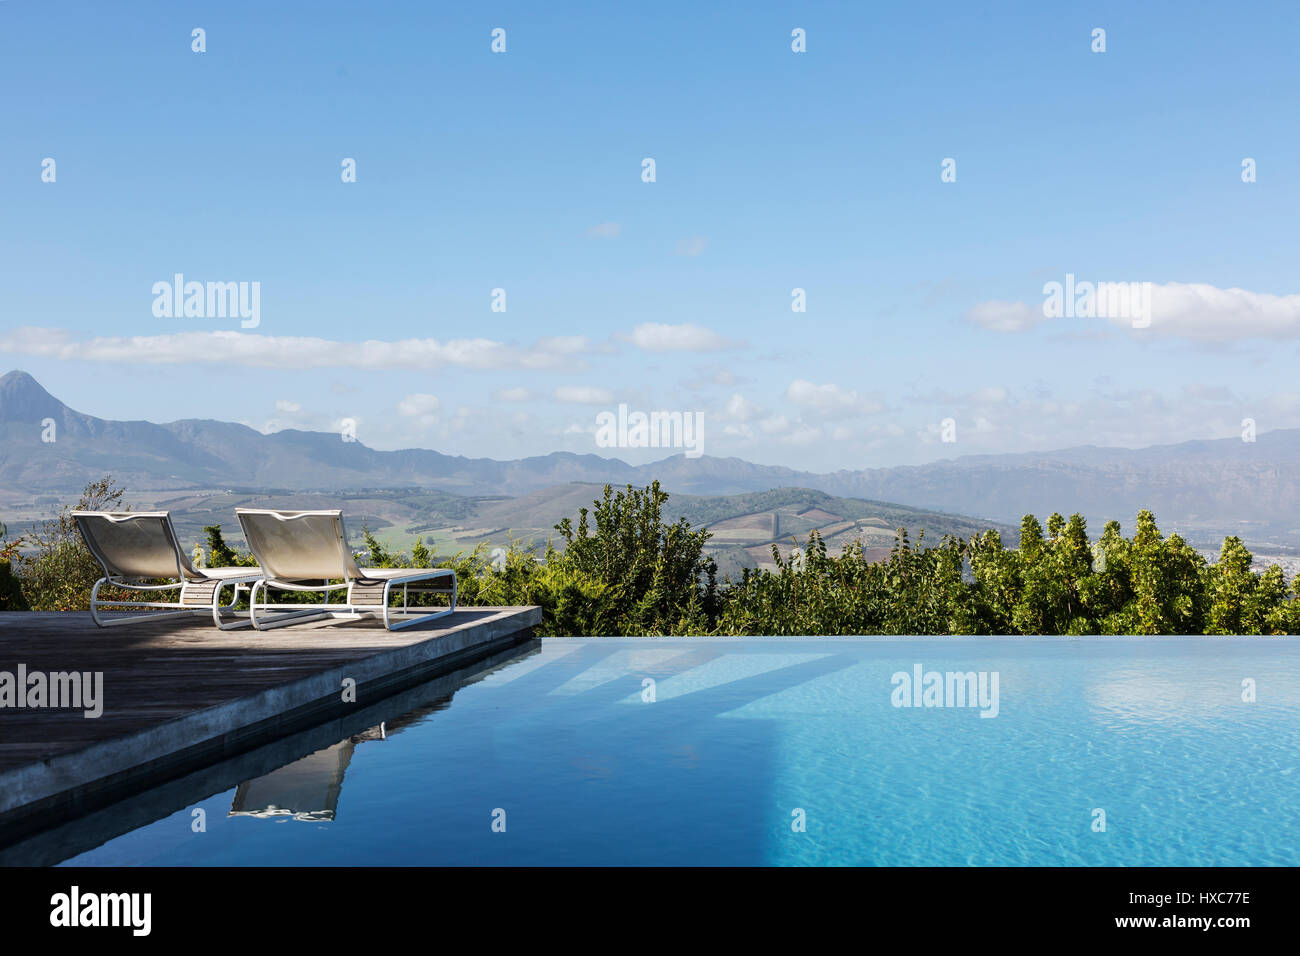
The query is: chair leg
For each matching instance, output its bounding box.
[380,574,458,630]
[89,578,194,628]
[248,580,334,631]
[212,581,256,630]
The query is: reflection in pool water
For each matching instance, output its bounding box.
[33,637,1300,866]
[230,739,359,823]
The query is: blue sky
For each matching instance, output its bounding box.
[3,0,1299,471]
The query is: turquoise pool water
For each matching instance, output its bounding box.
[55,637,1300,865]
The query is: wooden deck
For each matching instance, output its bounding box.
[0,607,541,846]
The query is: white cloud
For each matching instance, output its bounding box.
[397,393,440,417]
[1134,282,1300,340]
[723,393,762,422]
[917,420,950,445]
[397,393,441,427]
[0,327,587,371]
[917,385,1010,406]
[533,335,592,355]
[966,281,1300,340]
[784,379,885,418]
[275,399,302,413]
[673,236,708,256]
[902,383,1288,454]
[964,300,1044,333]
[677,365,745,392]
[629,322,732,352]
[495,387,532,402]
[553,385,614,405]
[587,222,622,238]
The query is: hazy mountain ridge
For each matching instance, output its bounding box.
[2,369,1298,549]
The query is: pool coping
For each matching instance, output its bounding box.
[0,606,541,847]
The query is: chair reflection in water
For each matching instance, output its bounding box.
[227,639,520,823]
[229,725,387,822]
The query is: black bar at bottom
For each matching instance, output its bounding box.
[0,866,1282,943]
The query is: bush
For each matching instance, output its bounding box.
[17,477,128,611]
[712,511,1298,636]
[551,481,717,635]
[7,476,1299,635]
[0,521,28,611]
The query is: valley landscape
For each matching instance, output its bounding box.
[2,368,1296,578]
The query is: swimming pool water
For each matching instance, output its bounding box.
[56,637,1300,866]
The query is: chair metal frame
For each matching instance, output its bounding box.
[235,509,457,631]
[73,511,261,629]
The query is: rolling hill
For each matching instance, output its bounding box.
[3,369,1299,552]
[19,483,1010,580]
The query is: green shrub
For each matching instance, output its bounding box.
[17,477,128,611]
[0,558,27,611]
[0,520,28,611]
[7,476,1299,635]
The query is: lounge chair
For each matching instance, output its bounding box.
[72,511,261,629]
[235,509,457,631]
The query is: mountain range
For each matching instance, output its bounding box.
[2,369,1297,550]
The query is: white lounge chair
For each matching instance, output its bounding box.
[72,511,261,629]
[235,509,457,631]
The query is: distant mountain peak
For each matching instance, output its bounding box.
[1,368,45,391]
[0,369,68,422]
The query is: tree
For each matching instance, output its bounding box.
[1011,514,1055,634]
[360,526,394,567]
[1205,536,1260,635]
[1051,514,1095,634]
[1129,510,1169,634]
[18,476,127,611]
[0,519,29,611]
[203,525,252,568]
[1204,537,1288,634]
[968,529,1019,633]
[554,481,717,635]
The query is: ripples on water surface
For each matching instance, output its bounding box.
[56,638,1300,866]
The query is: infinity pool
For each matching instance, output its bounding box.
[48,637,1300,866]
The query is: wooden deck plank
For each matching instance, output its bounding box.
[0,607,541,843]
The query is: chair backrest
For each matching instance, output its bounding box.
[236,509,364,583]
[72,511,195,581]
